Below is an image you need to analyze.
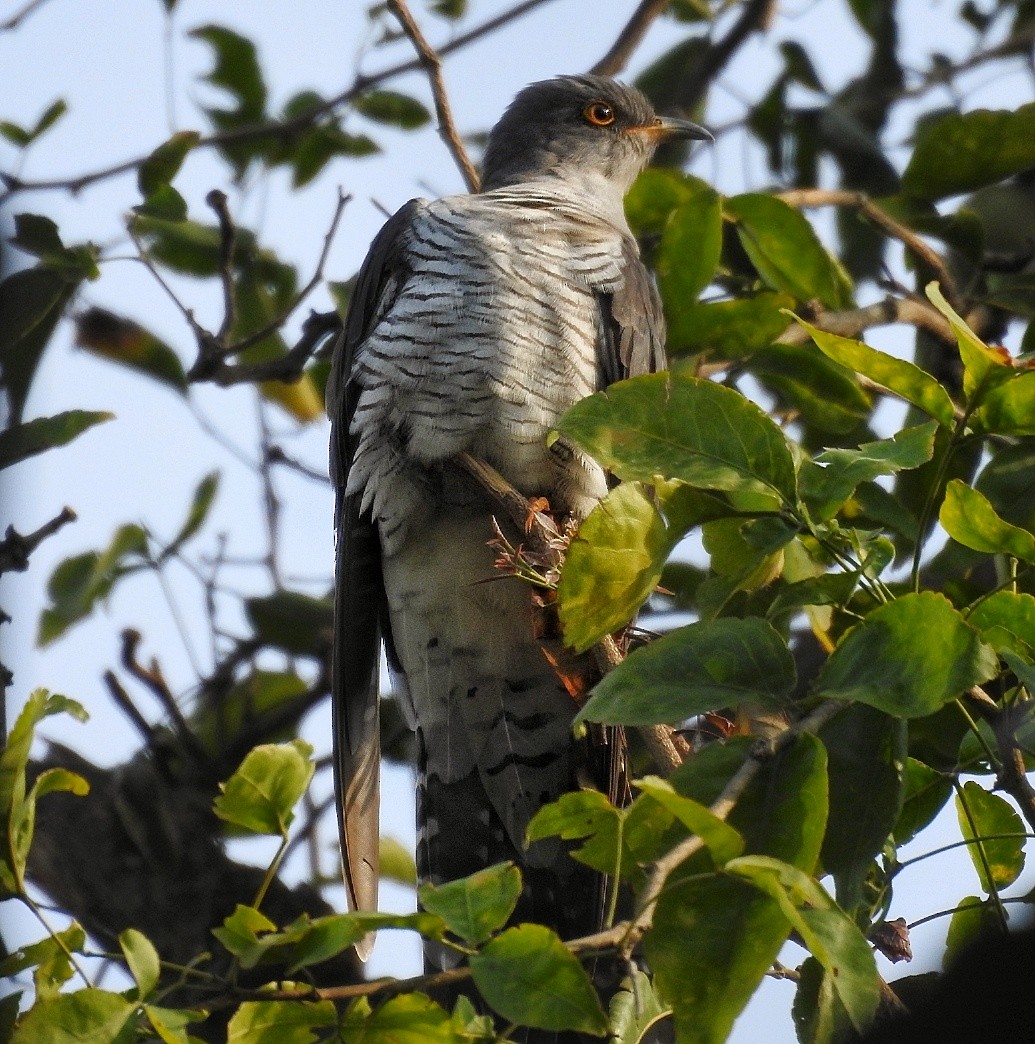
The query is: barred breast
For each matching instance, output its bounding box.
[348,185,627,555]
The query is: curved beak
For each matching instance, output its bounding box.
[632,115,713,143]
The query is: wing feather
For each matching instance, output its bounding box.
[329,201,420,956]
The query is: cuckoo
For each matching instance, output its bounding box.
[329,75,710,962]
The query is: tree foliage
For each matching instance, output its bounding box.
[3,1,1035,1042]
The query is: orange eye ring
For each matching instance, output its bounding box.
[583,101,616,127]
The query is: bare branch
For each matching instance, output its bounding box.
[590,0,672,77]
[102,670,158,748]
[386,0,480,192]
[0,506,76,575]
[778,188,962,310]
[776,296,954,347]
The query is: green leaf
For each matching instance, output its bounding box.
[119,928,160,1000]
[527,790,628,880]
[647,735,828,1043]
[470,924,607,1036]
[557,372,797,504]
[725,193,854,309]
[290,125,379,187]
[226,999,336,1044]
[798,421,939,520]
[74,308,187,394]
[815,592,999,718]
[0,98,67,148]
[1,690,88,896]
[795,318,956,427]
[0,924,86,1000]
[244,590,334,657]
[213,739,314,835]
[340,994,455,1043]
[0,266,81,424]
[943,895,995,965]
[625,168,701,237]
[608,969,672,1044]
[418,862,522,945]
[766,571,860,621]
[10,213,98,278]
[752,341,872,434]
[11,990,137,1044]
[143,1004,206,1044]
[192,670,307,754]
[726,856,880,1034]
[967,591,1035,656]
[134,183,188,221]
[38,523,149,645]
[0,410,113,470]
[557,482,678,653]
[667,292,795,357]
[941,479,1035,563]
[894,758,952,846]
[635,776,744,864]
[138,131,200,197]
[191,25,267,123]
[903,103,1035,201]
[354,90,431,129]
[163,471,220,558]
[955,781,1026,892]
[379,834,417,886]
[656,181,722,304]
[211,903,276,964]
[923,282,1035,434]
[818,705,906,908]
[579,617,795,725]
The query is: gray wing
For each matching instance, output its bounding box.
[597,234,666,386]
[328,201,419,952]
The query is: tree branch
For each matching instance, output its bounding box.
[387,0,480,193]
[0,0,554,202]
[776,296,955,347]
[590,0,672,77]
[0,506,76,575]
[777,188,962,310]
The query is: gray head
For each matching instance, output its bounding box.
[480,74,710,194]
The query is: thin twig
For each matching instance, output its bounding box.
[386,0,480,192]
[266,444,331,484]
[102,670,158,747]
[965,685,1035,832]
[206,190,237,342]
[0,0,553,202]
[0,0,51,32]
[591,0,672,77]
[119,628,209,765]
[256,401,282,588]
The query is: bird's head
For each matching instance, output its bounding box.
[480,74,711,196]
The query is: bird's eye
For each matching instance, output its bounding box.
[583,101,616,127]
